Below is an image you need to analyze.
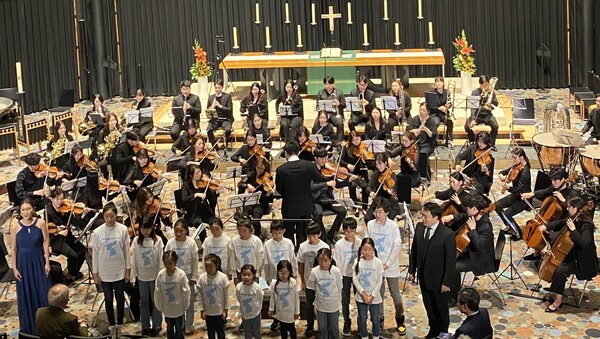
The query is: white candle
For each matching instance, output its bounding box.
[311,3,316,25]
[16,62,23,93]
[363,23,369,45]
[232,27,239,48]
[265,26,271,47]
[395,23,400,44]
[285,3,290,23]
[297,25,303,47]
[428,21,434,43]
[255,2,260,23]
[383,0,389,20]
[418,0,423,18]
[347,2,352,24]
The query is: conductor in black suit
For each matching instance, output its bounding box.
[409,202,456,339]
[170,80,202,141]
[275,140,324,249]
[453,288,493,339]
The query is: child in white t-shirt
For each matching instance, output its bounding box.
[202,217,233,278]
[268,260,300,339]
[235,264,264,339]
[154,251,190,339]
[353,238,384,339]
[198,253,230,339]
[307,248,343,339]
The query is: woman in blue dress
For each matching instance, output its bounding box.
[11,198,51,334]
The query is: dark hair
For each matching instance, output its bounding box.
[475,131,492,146]
[240,264,257,278]
[237,217,253,232]
[246,82,262,101]
[403,130,416,142]
[162,250,179,264]
[422,202,442,219]
[323,76,335,84]
[245,128,257,140]
[185,164,202,184]
[313,248,335,271]
[375,152,389,166]
[342,217,357,230]
[204,253,222,272]
[479,75,490,84]
[295,126,310,140]
[180,80,192,88]
[357,75,369,85]
[135,148,150,163]
[419,102,430,112]
[210,217,224,230]
[354,237,378,274]
[135,187,154,216]
[20,198,37,212]
[567,195,594,224]
[24,153,42,166]
[214,79,224,87]
[135,88,145,96]
[449,171,465,183]
[434,75,444,82]
[457,287,480,311]
[306,222,321,236]
[549,167,568,180]
[70,144,83,157]
[102,202,118,216]
[137,213,158,246]
[270,221,285,232]
[50,187,64,199]
[274,259,294,293]
[316,110,329,123]
[126,130,140,141]
[186,119,198,131]
[283,79,295,90]
[372,196,391,213]
[313,146,327,158]
[94,93,105,103]
[511,147,530,165]
[51,121,69,142]
[173,219,190,236]
[284,140,300,156]
[369,106,384,126]
[462,193,488,211]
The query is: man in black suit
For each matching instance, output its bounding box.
[206,79,234,152]
[348,75,376,132]
[275,141,324,249]
[453,288,493,339]
[15,153,62,209]
[109,131,141,183]
[409,202,456,339]
[170,80,202,141]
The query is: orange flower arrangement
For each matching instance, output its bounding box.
[190,39,213,79]
[452,30,476,74]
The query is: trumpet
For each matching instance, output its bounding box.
[358,92,367,116]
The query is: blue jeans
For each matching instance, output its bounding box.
[316,310,340,339]
[139,280,162,330]
[166,315,184,339]
[341,276,355,323]
[243,314,262,339]
[185,274,195,327]
[357,302,380,338]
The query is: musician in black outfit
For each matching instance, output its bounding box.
[580,94,600,145]
[464,75,499,148]
[453,288,493,339]
[541,195,598,312]
[276,79,304,142]
[109,131,141,183]
[171,120,199,156]
[388,131,420,188]
[494,147,531,238]
[408,102,439,182]
[426,76,454,148]
[364,107,389,141]
[84,94,109,160]
[454,131,495,195]
[206,79,234,151]
[247,113,272,149]
[240,157,274,238]
[364,153,399,223]
[123,149,158,201]
[230,130,261,177]
[47,121,74,169]
[312,111,336,144]
[240,82,268,122]
[181,164,219,242]
[340,131,370,211]
[348,75,376,132]
[129,89,153,139]
[170,80,202,141]
[15,153,62,208]
[295,126,315,162]
[61,144,89,180]
[386,80,412,132]
[422,171,472,231]
[315,76,346,143]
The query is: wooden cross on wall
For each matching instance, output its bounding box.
[321,5,342,34]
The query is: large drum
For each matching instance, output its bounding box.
[532,132,576,168]
[579,144,600,177]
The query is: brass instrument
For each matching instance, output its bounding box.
[396,82,407,128]
[98,129,121,160]
[331,92,340,119]
[50,137,67,160]
[446,80,457,121]
[543,103,570,132]
[78,119,96,135]
[358,92,367,116]
[120,113,127,127]
[252,89,265,106]
[481,77,498,111]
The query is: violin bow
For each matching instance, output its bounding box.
[460,147,492,174]
[151,189,168,228]
[197,137,223,165]
[64,186,83,231]
[372,157,401,198]
[246,135,273,162]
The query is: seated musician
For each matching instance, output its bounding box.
[580,94,600,145]
[315,76,346,143]
[312,146,353,244]
[98,112,124,144]
[170,80,202,141]
[340,131,370,211]
[206,79,234,152]
[61,144,91,180]
[364,107,389,141]
[454,131,495,195]
[426,76,454,149]
[421,171,472,231]
[84,94,109,159]
[495,147,531,239]
[386,80,412,132]
[181,164,219,242]
[45,188,88,282]
[248,113,272,149]
[464,75,499,149]
[276,79,304,142]
[123,149,160,201]
[449,193,495,304]
[348,75,376,132]
[296,126,315,162]
[132,186,171,245]
[75,171,104,227]
[177,136,217,178]
[452,288,493,339]
[16,153,62,208]
[240,81,268,123]
[540,195,599,312]
[312,111,336,153]
[47,121,74,169]
[365,153,400,223]
[109,131,142,183]
[408,102,439,183]
[520,167,574,261]
[389,131,420,188]
[96,112,125,174]
[172,119,199,156]
[240,157,274,239]
[128,89,153,139]
[231,130,261,177]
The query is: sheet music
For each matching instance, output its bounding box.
[126,110,140,125]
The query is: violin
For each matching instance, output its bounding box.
[99,177,123,191]
[501,162,524,194]
[249,143,266,158]
[377,168,397,199]
[142,162,162,179]
[196,175,233,192]
[147,198,161,214]
[475,148,492,166]
[353,142,375,162]
[57,199,88,215]
[299,139,316,154]
[255,172,275,194]
[35,164,62,179]
[320,162,352,181]
[77,154,98,171]
[401,144,418,171]
[455,203,496,257]
[133,144,156,157]
[47,222,67,235]
[196,149,219,161]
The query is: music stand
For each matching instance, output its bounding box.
[390,131,403,145]
[75,211,100,243]
[205,108,218,120]
[278,105,294,117]
[147,179,168,196]
[191,222,209,240]
[140,107,154,122]
[224,192,262,226]
[88,113,105,126]
[316,100,335,113]
[336,198,360,211]
[466,96,481,111]
[495,211,528,289]
[61,177,87,192]
[345,97,360,112]
[63,140,79,155]
[126,110,140,126]
[364,140,386,153]
[225,166,243,193]
[171,107,184,122]
[310,134,331,146]
[400,201,415,291]
[381,96,398,111]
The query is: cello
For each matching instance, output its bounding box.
[455,203,496,257]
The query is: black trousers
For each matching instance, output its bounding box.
[348,113,369,132]
[548,260,577,295]
[50,234,87,276]
[420,283,450,338]
[101,279,125,326]
[284,217,309,251]
[207,119,233,146]
[243,203,270,238]
[431,114,454,142]
[280,116,303,142]
[314,202,347,242]
[495,194,529,230]
[464,114,499,145]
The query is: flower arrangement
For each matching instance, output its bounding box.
[452,30,476,74]
[189,39,213,79]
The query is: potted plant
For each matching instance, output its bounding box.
[189,39,213,100]
[452,30,476,95]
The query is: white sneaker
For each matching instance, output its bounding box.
[185,325,194,334]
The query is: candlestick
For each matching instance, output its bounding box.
[417,0,423,19]
[311,3,316,25]
[383,0,389,20]
[285,3,290,23]
[347,2,353,24]
[16,62,23,93]
[394,23,400,44]
[363,23,368,45]
[265,26,271,48]
[232,27,239,48]
[255,2,261,24]
[428,21,434,44]
[296,25,303,47]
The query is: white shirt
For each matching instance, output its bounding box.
[230,235,264,275]
[352,256,384,304]
[269,278,301,323]
[131,237,164,283]
[154,267,190,318]
[333,236,362,277]
[202,234,233,275]
[91,222,131,282]
[235,282,264,319]
[307,265,343,313]
[425,221,440,240]
[165,237,199,281]
[296,240,329,285]
[264,237,298,282]
[198,271,231,316]
[366,217,402,277]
